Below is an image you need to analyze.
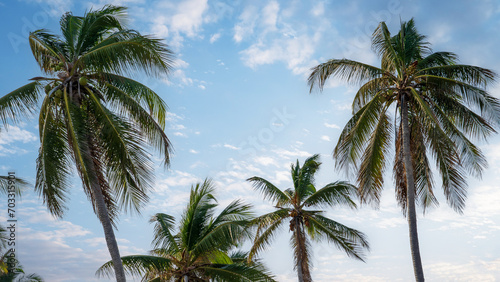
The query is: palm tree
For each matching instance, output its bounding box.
[247,154,369,282]
[308,19,500,281]
[97,179,276,282]
[0,6,174,281]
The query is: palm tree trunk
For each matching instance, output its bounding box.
[401,95,425,282]
[81,139,127,282]
[91,179,127,282]
[71,89,127,282]
[294,217,312,282]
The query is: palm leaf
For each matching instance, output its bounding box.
[303,181,358,209]
[0,82,40,126]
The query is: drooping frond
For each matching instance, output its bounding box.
[79,30,174,77]
[88,91,153,214]
[29,30,66,74]
[308,215,369,261]
[35,104,72,218]
[97,74,172,166]
[248,209,288,261]
[356,107,392,205]
[0,82,41,126]
[302,181,358,209]
[247,177,290,206]
[334,92,387,176]
[96,255,172,279]
[202,262,277,282]
[150,213,179,253]
[308,59,383,92]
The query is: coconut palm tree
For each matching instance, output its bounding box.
[308,19,500,281]
[0,6,174,281]
[247,154,369,282]
[97,179,276,282]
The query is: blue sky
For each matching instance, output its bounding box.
[1,0,500,281]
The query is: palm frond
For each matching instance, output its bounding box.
[97,75,172,166]
[202,263,277,282]
[308,215,369,261]
[302,181,358,209]
[29,30,65,74]
[356,108,391,205]
[308,59,383,92]
[96,255,172,279]
[150,213,179,253]
[0,176,28,197]
[248,209,288,261]
[79,31,173,77]
[0,82,41,126]
[294,154,321,202]
[88,90,152,214]
[247,177,290,206]
[334,93,386,174]
[35,101,72,218]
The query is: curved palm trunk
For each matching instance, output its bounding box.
[294,217,312,282]
[80,137,127,282]
[401,95,425,282]
[91,180,127,282]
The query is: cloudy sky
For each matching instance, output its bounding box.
[1,0,500,281]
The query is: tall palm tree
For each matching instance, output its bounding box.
[0,6,174,281]
[308,19,500,281]
[97,178,276,282]
[247,154,369,282]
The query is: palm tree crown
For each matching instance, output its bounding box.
[248,154,369,282]
[97,178,276,282]
[308,19,500,281]
[0,5,174,281]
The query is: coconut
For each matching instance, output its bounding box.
[55,89,63,97]
[79,77,88,86]
[44,84,52,94]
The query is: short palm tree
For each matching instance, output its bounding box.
[308,19,500,281]
[97,178,276,282]
[0,6,174,281]
[247,154,369,282]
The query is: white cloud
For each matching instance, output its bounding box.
[189,149,199,154]
[426,259,500,281]
[254,156,279,167]
[261,1,279,31]
[311,2,325,16]
[223,143,240,150]
[155,170,201,192]
[233,5,258,43]
[170,0,208,37]
[171,124,186,130]
[173,132,187,137]
[324,122,340,129]
[273,148,311,159]
[321,135,331,142]
[0,125,37,144]
[209,33,221,43]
